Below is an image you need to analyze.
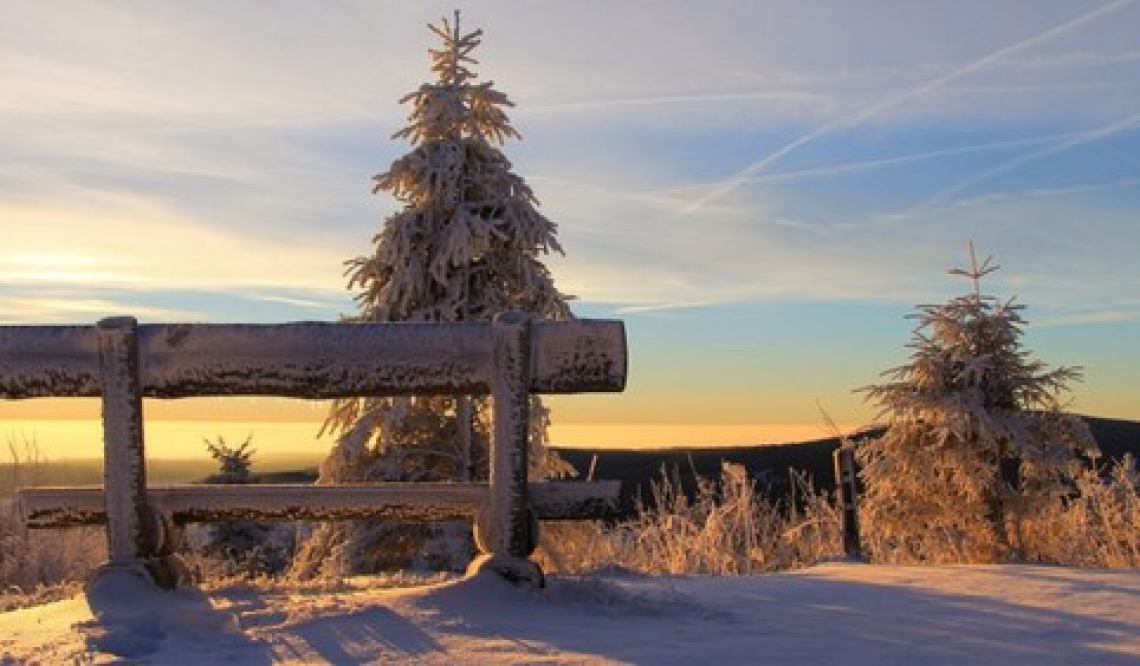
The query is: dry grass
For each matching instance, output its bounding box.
[536,463,846,575]
[539,453,1140,576]
[1,433,106,610]
[1020,455,1140,567]
[856,453,1140,568]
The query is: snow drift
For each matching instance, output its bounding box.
[2,563,1138,664]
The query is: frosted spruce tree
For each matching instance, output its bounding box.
[856,246,1097,563]
[198,436,291,577]
[292,13,572,577]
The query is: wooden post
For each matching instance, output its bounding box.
[471,311,543,585]
[96,316,154,569]
[833,442,862,560]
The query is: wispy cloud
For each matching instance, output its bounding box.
[734,132,1090,186]
[1032,306,1140,328]
[520,90,827,117]
[680,0,1137,215]
[914,111,1140,211]
[0,195,353,296]
[996,48,1140,72]
[0,297,202,324]
[614,299,745,315]
[249,293,345,309]
[911,175,1140,215]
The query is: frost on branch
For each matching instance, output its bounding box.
[855,245,1098,563]
[294,12,574,579]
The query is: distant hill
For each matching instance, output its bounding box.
[555,415,1140,518]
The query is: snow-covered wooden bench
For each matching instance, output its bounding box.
[3,312,626,588]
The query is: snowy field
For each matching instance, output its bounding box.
[2,563,1138,664]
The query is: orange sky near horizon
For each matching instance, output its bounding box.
[0,418,847,461]
[0,396,855,460]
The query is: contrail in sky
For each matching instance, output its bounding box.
[681,0,1136,215]
[739,131,1086,185]
[914,110,1140,212]
[521,91,823,115]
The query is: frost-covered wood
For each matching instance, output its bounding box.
[488,312,533,559]
[527,479,622,520]
[0,325,99,398]
[139,322,490,398]
[96,317,154,566]
[18,480,621,527]
[530,319,627,394]
[0,319,625,399]
[833,444,861,559]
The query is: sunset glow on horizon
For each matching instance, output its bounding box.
[3,418,855,462]
[2,396,858,460]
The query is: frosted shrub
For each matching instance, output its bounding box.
[856,451,1140,568]
[0,515,104,608]
[290,520,470,582]
[537,463,844,575]
[1,434,104,609]
[1019,454,1140,567]
[182,525,298,586]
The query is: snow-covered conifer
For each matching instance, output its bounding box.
[198,436,291,578]
[293,13,573,578]
[856,246,1097,563]
[204,435,255,485]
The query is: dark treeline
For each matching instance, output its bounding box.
[557,415,1140,518]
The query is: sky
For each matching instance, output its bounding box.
[2,1,1139,457]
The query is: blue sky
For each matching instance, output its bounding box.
[2,1,1139,447]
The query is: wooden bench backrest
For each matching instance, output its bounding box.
[2,313,626,586]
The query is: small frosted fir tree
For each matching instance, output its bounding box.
[293,13,572,578]
[198,436,291,578]
[856,246,1097,563]
[204,435,255,485]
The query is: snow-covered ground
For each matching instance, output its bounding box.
[2,563,1138,664]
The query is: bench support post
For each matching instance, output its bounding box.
[93,317,186,591]
[97,317,153,569]
[472,311,543,586]
[90,317,165,593]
